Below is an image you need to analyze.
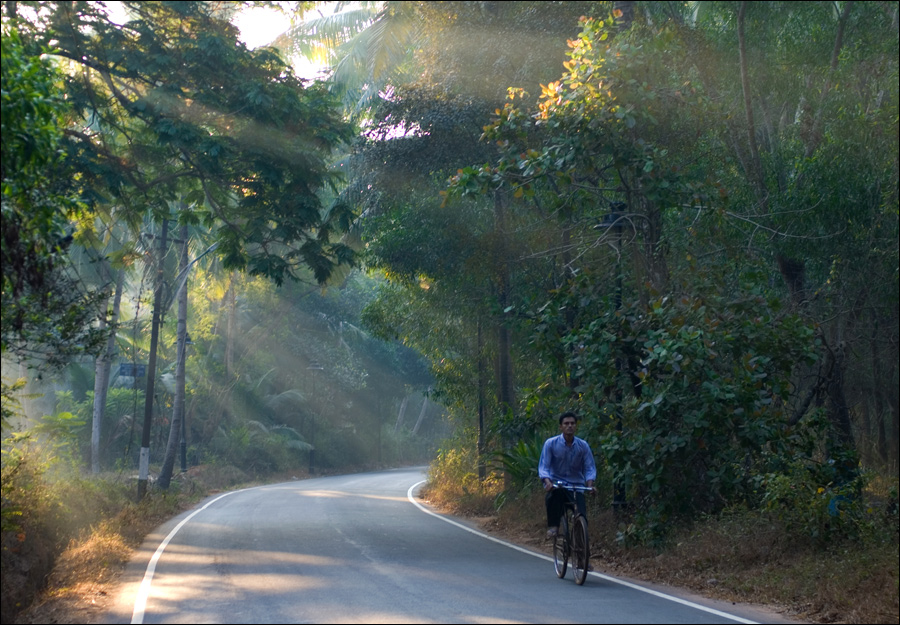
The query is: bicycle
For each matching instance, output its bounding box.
[550,481,592,585]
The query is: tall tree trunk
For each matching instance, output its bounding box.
[225,272,236,379]
[614,1,635,29]
[494,191,515,421]
[159,224,189,489]
[493,190,516,491]
[737,2,767,210]
[411,395,429,436]
[91,266,124,473]
[138,217,168,500]
[394,395,409,432]
[496,322,514,415]
[216,271,237,431]
[826,342,855,448]
[560,216,580,393]
[804,1,854,159]
[640,197,669,292]
[779,4,852,308]
[477,319,487,479]
[890,379,900,473]
[871,317,888,464]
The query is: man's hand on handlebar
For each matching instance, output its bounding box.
[544,479,596,494]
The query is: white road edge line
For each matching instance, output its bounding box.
[131,489,244,624]
[407,480,758,625]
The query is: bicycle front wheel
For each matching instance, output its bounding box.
[553,513,568,579]
[572,514,590,585]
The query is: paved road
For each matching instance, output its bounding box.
[106,468,796,624]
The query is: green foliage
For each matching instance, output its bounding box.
[756,409,880,542]
[348,4,607,446]
[1,378,27,431]
[493,436,544,493]
[180,269,435,474]
[1,25,108,367]
[50,388,143,470]
[448,12,704,227]
[30,410,85,443]
[760,462,867,542]
[0,422,182,622]
[209,421,310,476]
[429,4,898,545]
[13,1,356,286]
[278,1,423,114]
[524,276,839,541]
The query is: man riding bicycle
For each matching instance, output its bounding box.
[538,412,596,539]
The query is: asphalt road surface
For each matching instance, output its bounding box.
[106,468,798,624]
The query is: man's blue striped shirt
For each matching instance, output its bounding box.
[537,434,597,487]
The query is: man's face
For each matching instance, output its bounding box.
[560,417,577,436]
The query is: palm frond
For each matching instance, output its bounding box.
[283,439,314,451]
[246,419,269,434]
[265,389,307,410]
[276,1,420,114]
[276,6,380,59]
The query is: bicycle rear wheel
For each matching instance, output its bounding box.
[553,513,568,578]
[572,514,590,585]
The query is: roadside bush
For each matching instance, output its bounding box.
[53,388,144,471]
[761,465,867,542]
[493,436,543,493]
[1,433,131,621]
[759,451,897,547]
[427,434,503,514]
[209,421,310,476]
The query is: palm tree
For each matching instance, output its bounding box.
[275,1,421,114]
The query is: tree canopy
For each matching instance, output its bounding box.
[2,24,107,367]
[347,2,899,539]
[2,0,897,544]
[9,0,357,285]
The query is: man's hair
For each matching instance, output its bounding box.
[558,411,579,424]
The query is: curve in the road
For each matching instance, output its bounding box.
[405,480,757,625]
[130,475,760,625]
[131,489,245,624]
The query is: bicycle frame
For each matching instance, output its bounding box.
[550,481,591,585]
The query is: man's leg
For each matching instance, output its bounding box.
[545,489,565,534]
[575,492,586,519]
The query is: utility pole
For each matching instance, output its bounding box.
[138,217,168,500]
[156,233,218,489]
[158,223,189,489]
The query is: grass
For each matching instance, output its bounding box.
[4,463,290,624]
[593,507,898,623]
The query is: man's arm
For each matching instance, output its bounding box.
[538,437,555,491]
[582,440,597,492]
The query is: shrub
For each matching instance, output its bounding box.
[493,436,544,493]
[1,432,130,621]
[427,436,503,514]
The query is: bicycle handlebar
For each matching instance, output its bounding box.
[550,481,594,492]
